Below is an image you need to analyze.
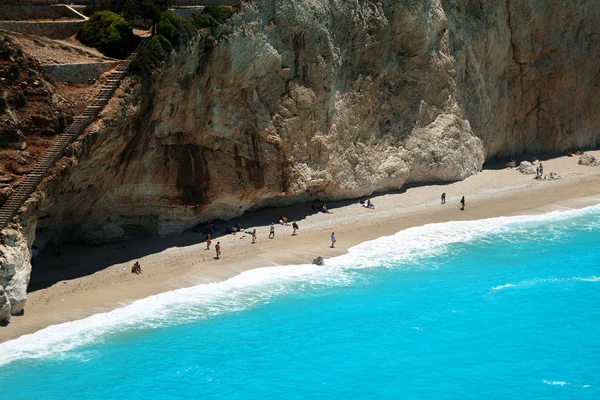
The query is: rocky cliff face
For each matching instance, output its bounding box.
[41,0,598,239]
[37,0,490,241]
[1,0,600,319]
[0,33,73,318]
[447,0,600,157]
[0,33,73,205]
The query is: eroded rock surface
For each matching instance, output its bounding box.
[39,0,490,240]
[45,0,596,241]
[517,161,536,175]
[0,227,33,314]
[0,286,11,323]
[579,154,600,166]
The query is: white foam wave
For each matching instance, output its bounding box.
[491,276,600,291]
[543,380,567,386]
[491,284,515,291]
[2,203,600,366]
[542,380,592,388]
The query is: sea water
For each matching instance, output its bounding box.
[1,206,600,399]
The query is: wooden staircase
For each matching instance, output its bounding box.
[0,36,149,231]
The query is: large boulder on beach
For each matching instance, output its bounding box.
[517,161,536,175]
[0,286,11,323]
[312,256,325,266]
[578,154,599,166]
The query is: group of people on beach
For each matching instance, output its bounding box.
[199,216,304,260]
[311,203,332,213]
[535,162,544,179]
[130,190,469,272]
[441,192,466,210]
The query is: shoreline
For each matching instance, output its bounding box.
[3,152,600,343]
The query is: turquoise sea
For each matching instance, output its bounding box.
[1,205,600,399]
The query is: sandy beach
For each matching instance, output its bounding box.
[3,152,600,343]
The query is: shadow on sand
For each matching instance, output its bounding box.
[29,162,532,293]
[29,197,378,292]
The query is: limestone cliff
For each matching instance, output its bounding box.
[1,0,600,319]
[41,0,599,239]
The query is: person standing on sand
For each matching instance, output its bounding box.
[441,193,446,204]
[215,242,221,259]
[205,233,212,250]
[460,196,465,211]
[269,223,275,239]
[330,232,336,248]
[292,221,299,235]
[252,228,257,244]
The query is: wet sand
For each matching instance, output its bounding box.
[3,152,600,342]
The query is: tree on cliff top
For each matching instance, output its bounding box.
[76,10,139,58]
[124,0,163,30]
[192,6,234,29]
[157,11,195,48]
[130,12,194,77]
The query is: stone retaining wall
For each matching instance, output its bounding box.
[2,1,239,5]
[0,5,82,21]
[0,20,83,39]
[40,61,119,84]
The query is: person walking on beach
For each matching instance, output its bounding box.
[460,196,465,211]
[205,233,212,250]
[441,193,446,204]
[215,242,221,259]
[292,221,299,235]
[269,223,275,239]
[251,228,257,244]
[330,232,336,248]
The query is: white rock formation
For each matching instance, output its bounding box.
[517,161,536,175]
[578,154,599,166]
[0,227,33,315]
[0,286,11,323]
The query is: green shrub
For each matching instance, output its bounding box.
[192,6,233,29]
[129,12,194,78]
[76,10,139,58]
[0,95,7,114]
[129,34,167,77]
[5,65,19,83]
[157,11,194,48]
[124,0,162,29]
[14,93,26,108]
[156,34,172,53]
